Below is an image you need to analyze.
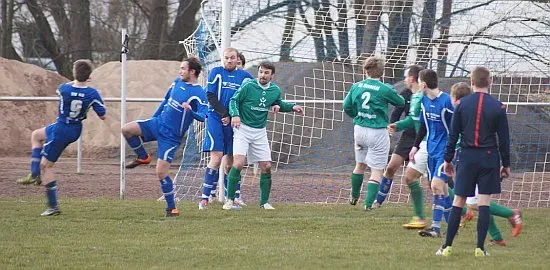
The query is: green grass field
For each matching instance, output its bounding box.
[1,198,549,269]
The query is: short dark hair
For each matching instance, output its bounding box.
[407,65,424,81]
[451,82,472,100]
[73,59,93,82]
[258,61,275,74]
[238,52,246,67]
[184,56,202,77]
[362,56,385,78]
[471,66,491,88]
[419,69,438,89]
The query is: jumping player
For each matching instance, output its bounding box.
[17,59,107,216]
[121,56,208,217]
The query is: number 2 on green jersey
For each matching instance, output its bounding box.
[361,92,371,110]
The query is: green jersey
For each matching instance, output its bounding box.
[343,78,405,129]
[229,79,295,128]
[395,91,423,134]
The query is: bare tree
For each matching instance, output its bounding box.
[25,0,72,77]
[70,0,93,60]
[0,0,21,60]
[336,0,349,60]
[141,0,168,59]
[417,0,437,66]
[280,0,298,61]
[436,0,452,76]
[386,0,413,81]
[359,0,382,57]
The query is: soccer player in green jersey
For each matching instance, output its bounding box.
[387,65,429,228]
[224,61,304,210]
[343,56,405,211]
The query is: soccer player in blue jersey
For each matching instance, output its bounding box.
[436,67,512,257]
[199,48,254,210]
[409,69,454,237]
[17,59,107,216]
[122,56,208,217]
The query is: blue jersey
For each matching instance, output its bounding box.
[419,91,454,157]
[56,83,106,124]
[206,66,253,110]
[154,78,208,139]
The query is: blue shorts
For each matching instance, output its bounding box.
[202,112,233,155]
[42,122,82,162]
[137,118,181,163]
[427,156,448,182]
[454,148,501,197]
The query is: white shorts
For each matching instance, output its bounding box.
[353,125,390,170]
[233,124,272,164]
[407,141,428,175]
[466,186,479,205]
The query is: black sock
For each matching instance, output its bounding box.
[444,206,463,248]
[477,205,490,250]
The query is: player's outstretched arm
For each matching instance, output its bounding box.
[385,88,406,108]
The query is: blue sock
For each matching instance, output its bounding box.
[444,195,452,223]
[444,206,463,248]
[477,205,490,250]
[235,176,241,199]
[210,179,218,198]
[202,168,218,201]
[45,181,58,208]
[160,176,176,209]
[224,174,228,198]
[31,148,42,177]
[375,176,392,205]
[126,136,148,159]
[432,194,445,233]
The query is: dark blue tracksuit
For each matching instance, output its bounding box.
[444,92,510,197]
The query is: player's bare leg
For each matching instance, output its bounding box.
[375,153,405,207]
[122,122,151,168]
[156,159,178,217]
[18,127,47,185]
[40,158,60,216]
[402,167,426,229]
[349,162,367,205]
[223,154,245,210]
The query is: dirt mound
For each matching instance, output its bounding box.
[0,57,67,155]
[0,58,181,157]
[84,60,181,157]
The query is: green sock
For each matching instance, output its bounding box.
[490,201,514,218]
[462,207,468,215]
[447,187,455,199]
[260,173,272,205]
[227,168,241,200]
[364,180,379,208]
[488,215,503,241]
[408,181,425,219]
[350,173,364,199]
